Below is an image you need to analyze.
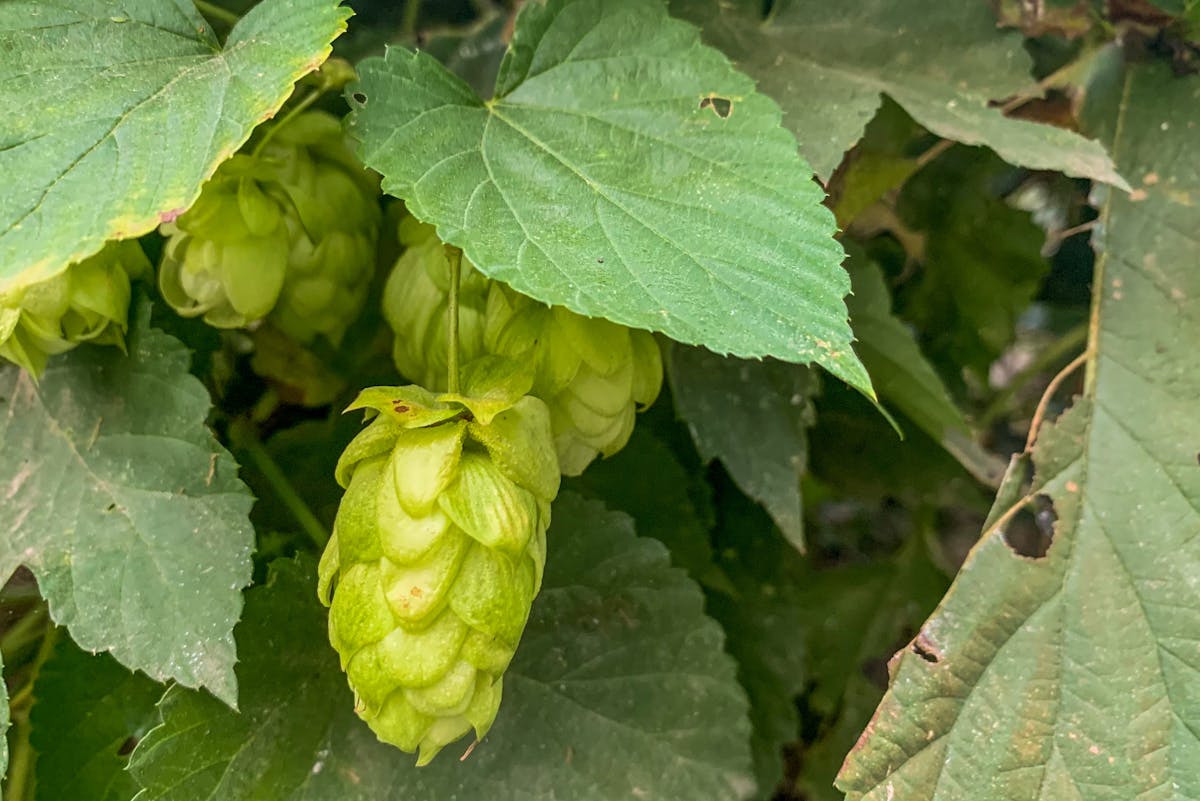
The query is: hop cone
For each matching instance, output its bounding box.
[159,110,380,344]
[318,357,560,763]
[0,241,149,376]
[484,285,663,476]
[382,214,489,388]
[381,223,662,475]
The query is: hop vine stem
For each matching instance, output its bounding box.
[194,0,240,27]
[446,245,463,395]
[229,419,329,549]
[5,625,59,801]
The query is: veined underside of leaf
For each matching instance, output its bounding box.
[837,63,1200,801]
[348,0,873,394]
[0,0,350,291]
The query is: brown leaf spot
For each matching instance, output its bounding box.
[911,634,941,664]
[159,207,188,224]
[1128,188,1149,202]
[1143,172,1160,185]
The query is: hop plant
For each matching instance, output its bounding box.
[382,215,490,388]
[159,110,380,344]
[0,241,149,376]
[382,221,662,475]
[318,356,560,764]
[484,285,663,476]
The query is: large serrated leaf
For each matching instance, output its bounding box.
[668,346,816,552]
[844,252,1004,487]
[705,490,811,794]
[0,301,255,706]
[130,494,755,801]
[0,0,350,291]
[898,147,1051,381]
[794,536,949,801]
[837,63,1200,801]
[30,638,163,801]
[348,0,872,393]
[566,421,725,589]
[671,0,1126,185]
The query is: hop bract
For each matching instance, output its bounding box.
[381,221,662,475]
[382,215,490,388]
[484,285,662,476]
[318,357,559,764]
[0,241,149,376]
[159,110,380,344]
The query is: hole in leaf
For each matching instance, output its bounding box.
[699,95,733,118]
[862,655,890,690]
[911,637,940,664]
[352,92,367,105]
[116,736,138,756]
[1001,494,1056,559]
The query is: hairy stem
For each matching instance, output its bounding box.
[0,604,47,665]
[194,0,240,27]
[229,419,329,549]
[4,626,59,801]
[979,323,1089,428]
[402,0,422,36]
[251,90,321,158]
[446,245,463,395]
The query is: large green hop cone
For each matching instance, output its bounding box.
[0,241,149,376]
[381,220,662,475]
[159,110,380,344]
[318,357,560,763]
[382,214,490,388]
[484,284,662,476]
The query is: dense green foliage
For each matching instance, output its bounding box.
[2,1,1198,800]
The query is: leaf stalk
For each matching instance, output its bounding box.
[445,245,463,395]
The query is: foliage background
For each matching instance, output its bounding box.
[2,1,1198,800]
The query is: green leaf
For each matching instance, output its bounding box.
[130,494,755,801]
[0,0,350,291]
[348,0,872,393]
[794,535,949,801]
[566,421,727,590]
[0,300,255,705]
[810,382,984,508]
[838,64,1200,800]
[845,251,1004,486]
[30,638,163,801]
[896,147,1050,381]
[668,345,816,551]
[128,558,346,801]
[706,489,811,795]
[671,0,1126,185]
[799,536,949,723]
